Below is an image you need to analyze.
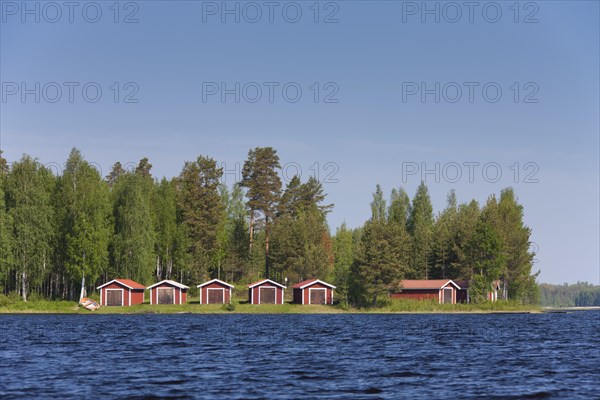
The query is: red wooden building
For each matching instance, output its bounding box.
[147,280,189,305]
[292,279,336,305]
[97,279,145,306]
[197,279,234,304]
[391,279,461,304]
[248,279,286,305]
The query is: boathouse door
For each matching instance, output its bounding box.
[260,287,276,304]
[442,287,453,304]
[208,288,224,304]
[157,288,174,304]
[310,288,326,304]
[106,289,123,306]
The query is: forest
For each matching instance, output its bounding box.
[539,282,600,307]
[0,147,539,306]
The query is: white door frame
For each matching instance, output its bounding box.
[157,287,175,304]
[308,288,327,304]
[105,288,124,306]
[207,288,225,304]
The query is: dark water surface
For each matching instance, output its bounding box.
[1,312,599,399]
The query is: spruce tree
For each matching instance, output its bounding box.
[408,182,434,279]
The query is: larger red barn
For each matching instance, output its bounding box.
[197,279,234,304]
[97,279,145,306]
[391,279,461,304]
[147,280,189,305]
[248,279,286,305]
[292,279,336,305]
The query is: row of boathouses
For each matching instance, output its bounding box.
[96,278,500,307]
[96,278,336,307]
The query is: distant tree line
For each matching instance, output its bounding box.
[539,282,600,307]
[0,147,539,305]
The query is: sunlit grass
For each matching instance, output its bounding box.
[0,293,539,314]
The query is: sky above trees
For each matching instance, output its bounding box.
[1,2,598,284]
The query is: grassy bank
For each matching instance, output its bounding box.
[0,295,540,314]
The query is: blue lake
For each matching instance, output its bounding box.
[1,312,599,399]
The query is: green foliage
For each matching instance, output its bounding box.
[222,302,236,312]
[332,223,353,304]
[0,148,541,311]
[153,178,178,280]
[111,169,156,284]
[408,182,433,279]
[350,218,410,306]
[5,156,55,301]
[176,156,225,283]
[270,176,334,284]
[240,147,282,278]
[539,282,600,307]
[55,148,111,298]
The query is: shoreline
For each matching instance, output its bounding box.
[0,301,549,315]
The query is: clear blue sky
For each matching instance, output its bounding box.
[1,1,598,284]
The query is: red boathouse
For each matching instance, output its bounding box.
[147,280,189,305]
[197,279,234,304]
[391,279,461,304]
[292,279,336,305]
[248,279,286,305]
[97,279,145,306]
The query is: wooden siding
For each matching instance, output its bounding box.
[101,281,144,306]
[293,282,333,305]
[249,282,284,304]
[200,282,231,304]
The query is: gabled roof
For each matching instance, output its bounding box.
[97,279,145,290]
[292,279,336,289]
[147,279,190,290]
[400,279,461,290]
[248,279,286,289]
[197,278,234,288]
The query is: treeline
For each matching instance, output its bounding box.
[539,282,600,307]
[333,184,539,306]
[0,147,539,305]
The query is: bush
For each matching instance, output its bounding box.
[222,302,236,312]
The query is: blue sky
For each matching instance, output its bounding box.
[1,1,598,284]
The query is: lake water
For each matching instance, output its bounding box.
[1,312,599,399]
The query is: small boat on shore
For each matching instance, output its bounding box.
[79,276,100,311]
[79,297,100,311]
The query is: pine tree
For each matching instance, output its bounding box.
[105,161,125,189]
[431,190,459,279]
[388,187,411,228]
[370,184,387,222]
[270,177,334,283]
[333,223,353,304]
[496,188,538,302]
[465,218,504,302]
[408,182,433,279]
[240,147,282,278]
[177,156,224,282]
[453,200,480,280]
